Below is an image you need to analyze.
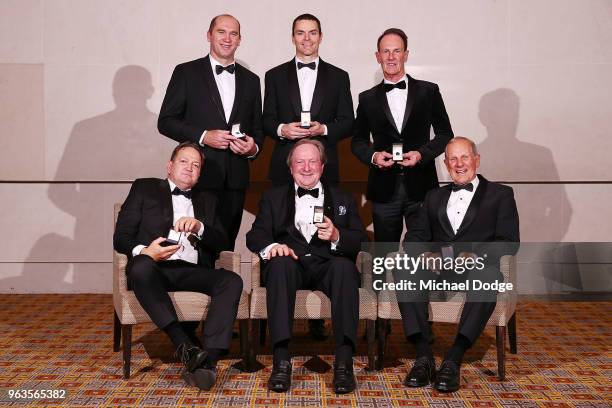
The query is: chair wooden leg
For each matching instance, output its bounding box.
[122,324,132,379]
[376,318,388,370]
[239,319,249,370]
[496,326,506,381]
[508,313,517,354]
[259,319,267,346]
[113,311,121,352]
[366,320,376,371]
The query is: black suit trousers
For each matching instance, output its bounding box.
[263,254,360,348]
[128,255,243,350]
[204,188,245,251]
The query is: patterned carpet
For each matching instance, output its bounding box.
[0,294,610,407]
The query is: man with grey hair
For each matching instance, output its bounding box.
[399,136,519,392]
[247,139,368,394]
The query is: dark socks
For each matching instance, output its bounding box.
[408,333,433,359]
[445,334,471,363]
[164,321,193,349]
[273,340,290,364]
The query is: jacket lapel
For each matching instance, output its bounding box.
[400,75,416,133]
[202,56,228,126]
[455,175,487,237]
[159,179,174,232]
[287,59,302,118]
[284,184,306,244]
[227,63,243,126]
[375,81,401,137]
[309,59,327,118]
[437,185,455,239]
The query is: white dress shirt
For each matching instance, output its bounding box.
[209,54,235,123]
[446,176,480,234]
[132,180,204,264]
[276,57,327,137]
[260,182,339,259]
[384,75,408,132]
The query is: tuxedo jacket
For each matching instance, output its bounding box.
[351,75,453,202]
[158,56,264,190]
[263,58,354,183]
[113,178,227,271]
[246,183,368,263]
[405,175,520,261]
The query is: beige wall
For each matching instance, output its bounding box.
[1,0,611,293]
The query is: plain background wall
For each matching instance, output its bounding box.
[1,0,611,293]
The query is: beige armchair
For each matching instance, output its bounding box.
[112,203,251,378]
[377,254,517,380]
[248,251,378,370]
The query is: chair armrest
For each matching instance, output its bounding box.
[251,253,261,291]
[356,251,373,289]
[215,251,241,274]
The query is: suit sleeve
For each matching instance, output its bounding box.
[351,94,376,165]
[417,84,453,164]
[196,192,228,255]
[250,77,265,156]
[476,186,520,263]
[325,71,354,145]
[334,194,368,257]
[113,181,145,257]
[246,192,276,254]
[158,65,206,143]
[262,70,282,140]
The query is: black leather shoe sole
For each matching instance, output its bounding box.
[181,367,216,391]
[434,380,459,393]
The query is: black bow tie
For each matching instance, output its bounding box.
[172,187,193,199]
[215,64,235,75]
[297,61,316,70]
[297,186,319,198]
[383,80,406,92]
[450,183,474,192]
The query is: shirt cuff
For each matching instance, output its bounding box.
[323,125,328,136]
[276,124,285,139]
[132,245,146,257]
[196,222,205,237]
[370,152,377,164]
[330,233,340,250]
[199,130,207,146]
[246,143,260,159]
[260,243,279,260]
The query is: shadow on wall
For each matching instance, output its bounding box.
[3,66,173,293]
[477,88,579,292]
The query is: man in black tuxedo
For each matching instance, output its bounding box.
[352,28,454,244]
[113,142,243,390]
[246,139,368,394]
[399,137,520,392]
[158,14,264,251]
[263,13,354,341]
[263,13,354,185]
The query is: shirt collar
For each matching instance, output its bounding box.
[209,54,236,71]
[451,176,479,193]
[383,74,408,85]
[167,179,192,194]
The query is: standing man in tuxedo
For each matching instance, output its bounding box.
[352,28,454,244]
[158,14,264,251]
[263,13,354,186]
[263,13,354,340]
[246,139,368,394]
[399,137,520,392]
[113,142,243,390]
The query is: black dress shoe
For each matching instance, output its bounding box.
[333,362,356,394]
[404,356,436,387]
[434,360,460,393]
[176,344,216,390]
[268,360,292,392]
[308,319,329,341]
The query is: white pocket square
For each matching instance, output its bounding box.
[338,205,346,215]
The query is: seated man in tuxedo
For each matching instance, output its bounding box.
[113,142,243,391]
[399,136,519,392]
[246,139,368,394]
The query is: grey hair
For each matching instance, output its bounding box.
[445,136,478,156]
[286,139,327,167]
